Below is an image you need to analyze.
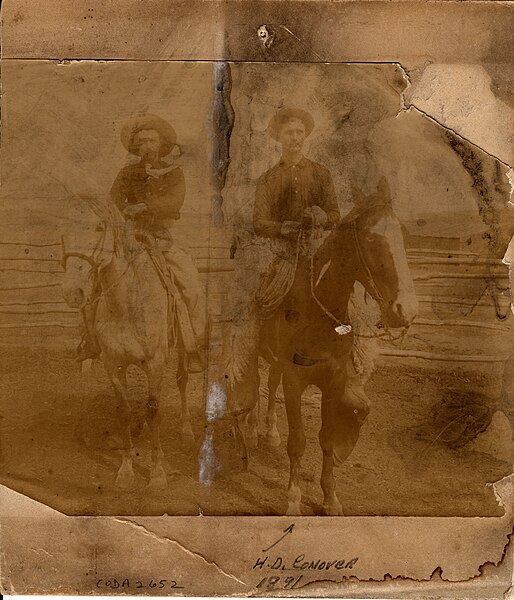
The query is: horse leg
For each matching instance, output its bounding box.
[265,362,282,447]
[319,394,343,516]
[246,403,259,449]
[145,358,167,491]
[283,374,306,516]
[318,375,370,516]
[176,348,194,443]
[245,364,260,449]
[106,364,135,489]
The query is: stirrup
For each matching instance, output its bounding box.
[76,338,99,362]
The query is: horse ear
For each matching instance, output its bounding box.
[351,185,366,208]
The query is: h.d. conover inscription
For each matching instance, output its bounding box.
[253,554,359,571]
[252,553,359,593]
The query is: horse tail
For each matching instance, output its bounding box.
[223,304,260,388]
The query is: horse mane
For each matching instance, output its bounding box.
[77,191,126,251]
[79,192,124,228]
[338,176,393,228]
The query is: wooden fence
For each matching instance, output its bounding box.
[0,239,511,363]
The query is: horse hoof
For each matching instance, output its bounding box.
[323,498,343,516]
[81,359,93,374]
[246,431,259,449]
[286,502,303,516]
[147,474,168,492]
[181,425,195,444]
[115,471,136,490]
[265,430,281,448]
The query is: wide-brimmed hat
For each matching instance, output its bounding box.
[121,113,177,156]
[268,107,315,141]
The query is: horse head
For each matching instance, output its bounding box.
[61,194,122,309]
[349,178,418,329]
[318,178,418,330]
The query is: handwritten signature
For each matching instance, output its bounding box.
[253,554,359,571]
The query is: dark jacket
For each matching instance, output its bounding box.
[110,161,185,222]
[253,156,340,238]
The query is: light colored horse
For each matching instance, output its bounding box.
[61,196,194,490]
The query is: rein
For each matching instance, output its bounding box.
[351,219,386,306]
[309,256,351,334]
[61,223,108,270]
[307,210,386,334]
[308,205,401,340]
[61,221,141,305]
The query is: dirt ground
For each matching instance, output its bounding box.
[0,327,511,517]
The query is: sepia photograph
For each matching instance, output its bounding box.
[1,0,514,596]
[0,59,512,519]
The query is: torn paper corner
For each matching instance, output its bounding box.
[0,484,63,518]
[405,64,514,167]
[491,473,514,512]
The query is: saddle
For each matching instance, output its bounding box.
[255,256,297,320]
[135,227,197,355]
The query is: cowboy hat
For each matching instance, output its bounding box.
[121,113,177,156]
[268,107,315,141]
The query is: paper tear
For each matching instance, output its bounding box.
[507,168,514,205]
[475,532,514,584]
[402,105,513,170]
[501,234,514,314]
[278,24,324,61]
[205,382,227,422]
[396,62,411,112]
[257,24,274,48]
[199,383,226,485]
[113,518,246,587]
[199,427,220,486]
[490,473,514,513]
[211,61,234,225]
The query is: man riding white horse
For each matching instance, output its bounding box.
[78,114,206,372]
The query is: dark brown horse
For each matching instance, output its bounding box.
[221,182,418,515]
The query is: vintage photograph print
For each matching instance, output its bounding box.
[0,59,512,520]
[2,1,514,597]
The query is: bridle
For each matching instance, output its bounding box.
[310,205,390,332]
[60,220,154,306]
[351,218,387,307]
[60,221,108,271]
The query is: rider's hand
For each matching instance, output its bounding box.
[123,203,148,218]
[303,206,327,239]
[280,220,302,239]
[304,206,328,229]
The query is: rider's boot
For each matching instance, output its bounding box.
[76,336,100,362]
[76,304,101,362]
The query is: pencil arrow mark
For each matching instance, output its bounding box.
[262,523,295,553]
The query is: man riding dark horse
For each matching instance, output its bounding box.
[253,107,341,324]
[251,106,371,440]
[78,113,206,372]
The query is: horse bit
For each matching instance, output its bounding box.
[60,221,108,271]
